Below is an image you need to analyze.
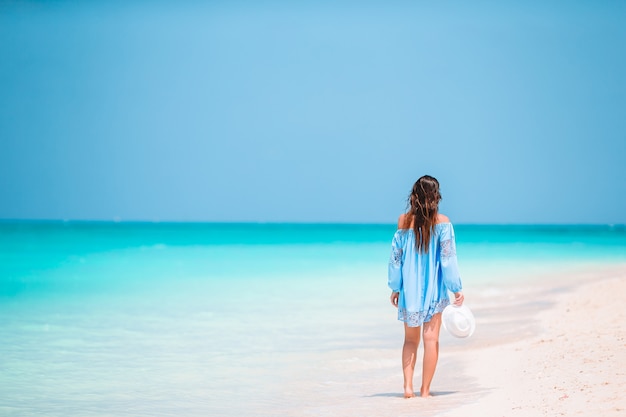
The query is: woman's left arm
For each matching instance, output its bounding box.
[388,232,404,294]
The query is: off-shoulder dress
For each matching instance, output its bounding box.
[388,222,463,327]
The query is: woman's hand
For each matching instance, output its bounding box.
[390,291,399,307]
[453,291,464,306]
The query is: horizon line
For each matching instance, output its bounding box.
[0,219,624,227]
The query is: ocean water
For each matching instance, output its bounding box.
[1,222,625,416]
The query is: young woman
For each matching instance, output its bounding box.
[388,175,464,398]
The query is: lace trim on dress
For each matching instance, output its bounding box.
[441,239,456,258]
[398,299,450,327]
[390,247,403,267]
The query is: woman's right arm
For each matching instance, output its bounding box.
[452,291,464,306]
[439,222,463,301]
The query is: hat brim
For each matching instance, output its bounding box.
[442,304,476,338]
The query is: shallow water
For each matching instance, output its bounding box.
[0,222,624,416]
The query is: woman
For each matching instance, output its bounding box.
[388,175,464,398]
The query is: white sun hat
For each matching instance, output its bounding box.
[442,304,476,338]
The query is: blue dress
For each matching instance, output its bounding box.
[388,222,463,327]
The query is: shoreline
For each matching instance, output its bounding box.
[438,263,626,416]
[1,234,625,416]
[303,262,626,417]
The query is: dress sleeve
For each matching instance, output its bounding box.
[439,223,463,293]
[387,231,404,292]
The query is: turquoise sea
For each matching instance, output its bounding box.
[1,222,625,416]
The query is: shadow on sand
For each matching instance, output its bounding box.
[364,391,459,398]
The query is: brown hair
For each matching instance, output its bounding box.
[401,175,441,253]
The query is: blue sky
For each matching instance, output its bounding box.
[1,1,625,223]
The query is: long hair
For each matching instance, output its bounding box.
[402,175,441,253]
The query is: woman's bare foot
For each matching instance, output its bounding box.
[404,387,415,398]
[420,388,432,398]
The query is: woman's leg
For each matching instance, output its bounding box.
[402,323,421,398]
[420,312,442,397]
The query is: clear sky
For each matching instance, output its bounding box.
[1,1,625,224]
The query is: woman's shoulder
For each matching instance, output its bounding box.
[397,213,411,229]
[436,213,451,224]
[434,214,454,233]
[398,213,451,228]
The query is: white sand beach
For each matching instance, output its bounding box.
[442,265,626,417]
[295,264,626,417]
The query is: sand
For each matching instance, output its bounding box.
[301,264,626,417]
[440,264,626,417]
